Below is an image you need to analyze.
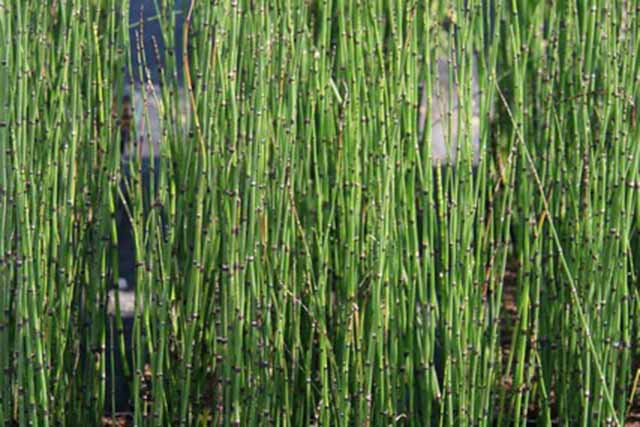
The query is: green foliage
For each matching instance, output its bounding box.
[0,1,638,426]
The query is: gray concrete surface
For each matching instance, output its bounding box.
[419,56,482,166]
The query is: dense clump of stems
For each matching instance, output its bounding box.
[0,1,128,425]
[1,1,639,426]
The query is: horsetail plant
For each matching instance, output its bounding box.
[1,1,639,426]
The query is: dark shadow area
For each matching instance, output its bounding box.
[106,0,187,414]
[127,0,188,87]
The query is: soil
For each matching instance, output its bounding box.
[102,414,133,427]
